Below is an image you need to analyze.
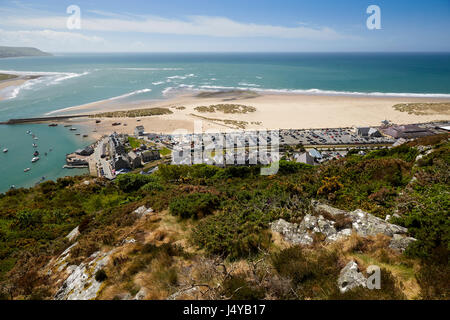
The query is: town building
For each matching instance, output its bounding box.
[295,152,315,165]
[142,150,161,163]
[381,125,432,139]
[113,155,131,170]
[134,125,145,137]
[128,151,143,169]
[75,146,94,156]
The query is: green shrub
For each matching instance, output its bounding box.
[169,193,219,219]
[14,210,42,229]
[191,207,272,260]
[115,174,156,192]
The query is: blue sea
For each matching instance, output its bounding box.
[0,52,449,192]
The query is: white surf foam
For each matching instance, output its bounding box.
[106,88,152,101]
[198,85,450,98]
[0,70,90,100]
[117,68,183,71]
[45,88,153,115]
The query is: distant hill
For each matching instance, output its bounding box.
[0,46,52,58]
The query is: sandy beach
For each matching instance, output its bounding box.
[53,91,450,139]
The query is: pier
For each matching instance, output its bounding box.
[0,114,90,125]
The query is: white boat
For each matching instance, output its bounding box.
[32,143,37,148]
[24,168,30,172]
[31,157,40,163]
[2,148,8,153]
[33,137,39,140]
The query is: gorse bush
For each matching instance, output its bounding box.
[191,207,272,260]
[116,174,157,192]
[169,193,220,219]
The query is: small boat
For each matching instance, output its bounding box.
[83,134,88,138]
[10,185,16,189]
[33,137,39,140]
[33,151,39,156]
[44,152,48,156]
[95,120,101,124]
[2,148,8,153]
[26,130,31,134]
[31,157,40,163]
[24,168,30,172]
[32,143,37,148]
[70,128,77,131]
[49,148,53,152]
[112,122,121,126]
[64,125,72,127]
[75,133,81,136]
[48,123,58,127]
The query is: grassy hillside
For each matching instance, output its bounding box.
[0,134,448,300]
[0,46,51,58]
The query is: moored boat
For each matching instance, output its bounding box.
[24,168,30,172]
[31,156,40,163]
[2,148,8,153]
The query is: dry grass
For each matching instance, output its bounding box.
[89,107,173,118]
[334,234,421,299]
[393,103,450,115]
[194,104,256,114]
[190,113,249,129]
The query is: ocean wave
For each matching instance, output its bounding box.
[107,88,152,101]
[123,67,183,71]
[0,70,90,100]
[162,87,175,96]
[48,71,90,84]
[197,85,450,98]
[238,82,261,87]
[167,74,196,80]
[45,88,153,115]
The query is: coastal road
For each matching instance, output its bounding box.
[94,137,115,180]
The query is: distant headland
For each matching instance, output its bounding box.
[0,46,52,58]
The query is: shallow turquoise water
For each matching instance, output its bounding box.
[0,53,449,192]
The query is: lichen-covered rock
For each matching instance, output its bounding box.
[133,287,147,300]
[338,261,367,293]
[389,234,417,253]
[272,202,415,248]
[270,219,313,245]
[312,200,347,217]
[54,249,114,300]
[133,206,154,218]
[66,226,80,242]
[168,286,199,300]
[348,209,407,238]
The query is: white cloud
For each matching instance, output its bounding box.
[0,28,105,51]
[3,14,345,40]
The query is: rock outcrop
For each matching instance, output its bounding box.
[337,261,367,293]
[270,201,415,252]
[65,226,80,242]
[54,249,114,300]
[133,206,154,219]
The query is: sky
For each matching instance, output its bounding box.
[0,0,449,52]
